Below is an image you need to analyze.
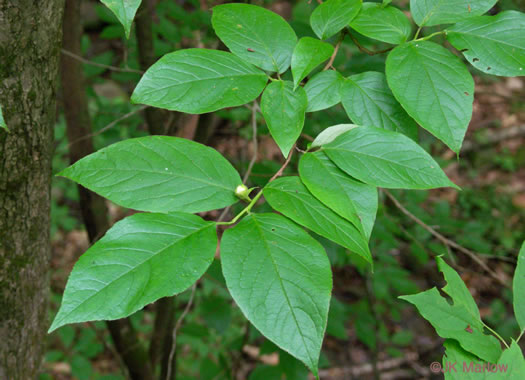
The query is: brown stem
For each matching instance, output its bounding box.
[149,297,175,376]
[135,0,170,135]
[165,283,198,380]
[61,49,144,74]
[217,102,259,223]
[348,32,393,56]
[107,319,154,380]
[383,190,509,287]
[61,1,154,378]
[323,32,345,71]
[268,145,295,183]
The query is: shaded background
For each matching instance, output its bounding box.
[43,0,525,379]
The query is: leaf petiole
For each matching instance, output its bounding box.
[517,329,525,344]
[482,321,510,349]
[413,30,446,42]
[216,190,264,226]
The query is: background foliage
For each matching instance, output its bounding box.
[38,0,525,379]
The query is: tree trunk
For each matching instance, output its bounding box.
[0,1,65,379]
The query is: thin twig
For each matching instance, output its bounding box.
[517,329,525,343]
[243,102,259,183]
[218,102,259,222]
[87,322,130,380]
[67,106,149,148]
[301,133,314,142]
[61,49,144,74]
[461,124,525,154]
[482,321,509,348]
[165,283,198,380]
[383,190,509,287]
[268,145,295,183]
[348,33,393,56]
[323,31,345,71]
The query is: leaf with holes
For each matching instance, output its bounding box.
[220,213,332,377]
[350,3,412,45]
[212,3,297,73]
[299,151,378,240]
[101,0,142,38]
[341,72,418,140]
[264,177,372,263]
[131,49,267,114]
[305,70,344,112]
[386,41,474,152]
[291,37,334,89]
[59,136,242,213]
[323,126,458,189]
[410,0,497,27]
[447,11,525,77]
[261,81,307,158]
[49,212,217,332]
[310,0,362,40]
[437,256,480,321]
[400,287,501,363]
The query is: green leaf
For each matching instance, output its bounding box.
[410,0,497,27]
[489,340,525,379]
[349,3,412,45]
[442,340,484,380]
[299,151,377,239]
[437,257,481,321]
[212,3,297,73]
[59,136,242,214]
[514,241,525,332]
[444,340,525,379]
[400,287,502,363]
[341,72,418,140]
[386,41,474,152]
[291,37,334,89]
[49,212,217,332]
[323,126,458,189]
[0,105,6,131]
[220,213,332,376]
[311,124,358,148]
[261,81,307,158]
[446,11,525,77]
[100,0,142,39]
[264,177,372,264]
[310,0,362,40]
[304,70,344,112]
[131,49,267,114]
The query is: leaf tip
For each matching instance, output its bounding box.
[47,316,64,334]
[449,181,461,191]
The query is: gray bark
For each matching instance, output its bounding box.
[0,1,65,379]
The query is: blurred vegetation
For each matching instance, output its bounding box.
[44,0,525,378]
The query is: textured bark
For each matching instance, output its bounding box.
[0,1,65,379]
[61,1,154,379]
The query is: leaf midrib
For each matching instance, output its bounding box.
[53,222,214,327]
[66,167,234,192]
[252,216,316,369]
